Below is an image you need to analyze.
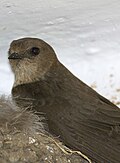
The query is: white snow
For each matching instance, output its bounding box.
[1,0,120,105]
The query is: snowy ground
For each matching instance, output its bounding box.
[1,0,120,105]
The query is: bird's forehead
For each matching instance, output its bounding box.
[10,39,39,51]
[9,38,54,55]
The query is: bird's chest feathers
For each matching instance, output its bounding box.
[12,80,56,110]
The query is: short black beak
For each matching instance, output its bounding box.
[8,53,22,60]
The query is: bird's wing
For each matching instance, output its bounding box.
[62,90,120,163]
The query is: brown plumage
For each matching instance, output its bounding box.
[8,37,120,163]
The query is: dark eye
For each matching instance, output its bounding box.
[31,47,40,56]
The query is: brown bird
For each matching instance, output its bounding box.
[8,37,120,163]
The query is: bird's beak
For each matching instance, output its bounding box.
[8,53,23,60]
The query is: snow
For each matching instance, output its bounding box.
[1,0,120,105]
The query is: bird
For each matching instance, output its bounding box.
[8,37,120,163]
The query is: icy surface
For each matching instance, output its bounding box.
[0,0,120,104]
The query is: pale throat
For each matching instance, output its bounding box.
[13,58,56,88]
[13,63,43,87]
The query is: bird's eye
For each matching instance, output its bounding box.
[30,47,40,56]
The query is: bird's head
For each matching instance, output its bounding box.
[8,37,58,86]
